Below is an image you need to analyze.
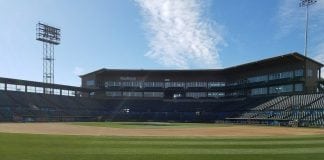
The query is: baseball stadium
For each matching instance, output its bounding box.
[1,52,324,160]
[1,0,324,160]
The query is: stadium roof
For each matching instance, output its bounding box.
[80,52,323,77]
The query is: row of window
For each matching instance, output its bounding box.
[100,69,310,89]
[248,69,304,84]
[105,91,164,98]
[251,84,304,95]
[105,91,225,98]
[104,81,226,88]
[0,83,76,96]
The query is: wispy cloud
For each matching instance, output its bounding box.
[276,0,324,62]
[276,0,304,38]
[73,66,84,76]
[135,0,225,69]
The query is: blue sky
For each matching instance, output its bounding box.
[0,0,324,86]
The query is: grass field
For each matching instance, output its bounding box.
[1,122,324,160]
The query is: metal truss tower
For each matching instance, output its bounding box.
[36,22,61,85]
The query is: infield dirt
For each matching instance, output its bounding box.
[0,123,324,137]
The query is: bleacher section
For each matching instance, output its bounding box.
[0,90,323,127]
[235,93,324,127]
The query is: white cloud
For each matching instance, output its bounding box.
[276,0,304,38]
[277,0,324,68]
[73,66,84,76]
[135,0,225,69]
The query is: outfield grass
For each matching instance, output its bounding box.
[70,122,231,128]
[1,132,324,160]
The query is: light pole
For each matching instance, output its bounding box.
[299,0,317,57]
[300,0,317,94]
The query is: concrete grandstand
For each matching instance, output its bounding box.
[1,52,324,127]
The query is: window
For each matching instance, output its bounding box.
[62,90,69,96]
[207,92,225,98]
[105,81,122,87]
[295,83,304,92]
[53,89,61,95]
[251,87,267,95]
[36,87,43,93]
[45,88,54,94]
[0,83,5,90]
[165,82,185,88]
[123,92,142,97]
[143,82,164,88]
[106,91,122,97]
[186,92,207,98]
[295,69,304,77]
[16,85,25,92]
[86,80,95,87]
[69,91,75,97]
[248,75,268,83]
[307,69,313,77]
[208,82,225,88]
[186,82,207,88]
[269,71,293,80]
[27,86,36,93]
[269,84,293,94]
[143,92,164,97]
[6,84,16,91]
[122,81,142,88]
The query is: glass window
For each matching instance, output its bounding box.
[251,87,267,95]
[295,83,304,92]
[105,81,122,87]
[6,84,16,91]
[86,80,95,87]
[62,90,69,96]
[122,81,142,88]
[269,71,293,80]
[0,83,5,90]
[53,89,60,95]
[106,91,122,97]
[227,82,238,86]
[165,82,185,88]
[143,82,164,88]
[295,69,304,77]
[123,92,142,97]
[36,87,43,93]
[16,85,25,92]
[186,82,207,88]
[44,88,54,94]
[27,86,36,93]
[208,82,225,88]
[307,69,313,77]
[186,92,207,98]
[143,92,164,97]
[69,91,75,97]
[207,92,225,98]
[269,84,293,94]
[248,75,268,83]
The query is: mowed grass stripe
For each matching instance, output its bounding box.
[1,133,324,160]
[3,146,324,155]
[3,139,324,150]
[81,139,324,145]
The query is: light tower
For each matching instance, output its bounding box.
[299,0,317,57]
[36,23,61,86]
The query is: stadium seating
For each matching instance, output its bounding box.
[0,90,323,127]
[236,93,324,127]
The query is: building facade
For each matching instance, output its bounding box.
[80,52,323,99]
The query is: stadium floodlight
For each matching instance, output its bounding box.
[299,0,317,57]
[36,22,61,88]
